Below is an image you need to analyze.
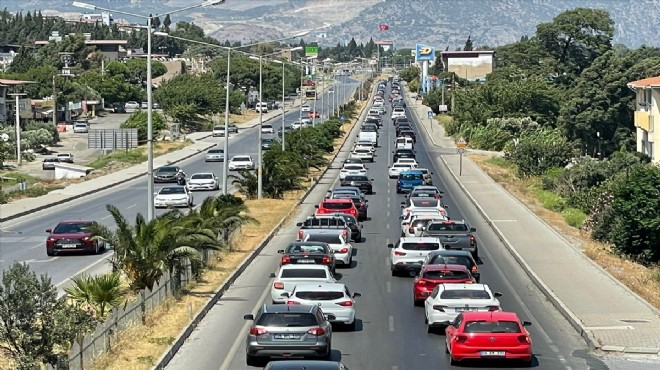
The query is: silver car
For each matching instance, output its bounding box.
[244,304,333,366]
[205,148,225,162]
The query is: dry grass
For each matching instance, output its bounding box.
[471,154,660,310]
[229,111,259,125]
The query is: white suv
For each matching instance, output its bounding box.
[255,102,268,113]
[228,155,255,171]
[388,236,442,276]
[282,282,361,330]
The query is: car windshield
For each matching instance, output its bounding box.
[423,270,470,280]
[280,269,328,279]
[191,174,213,179]
[262,138,273,143]
[233,157,250,162]
[294,291,344,301]
[208,149,224,154]
[256,313,318,327]
[429,255,473,269]
[400,173,423,180]
[287,244,327,254]
[464,321,521,333]
[157,167,177,173]
[321,202,352,210]
[213,126,223,130]
[412,199,439,207]
[345,176,368,181]
[356,149,370,154]
[159,187,185,194]
[393,164,410,169]
[53,223,92,234]
[306,234,342,244]
[362,126,376,132]
[441,290,491,300]
[428,223,469,232]
[401,242,440,251]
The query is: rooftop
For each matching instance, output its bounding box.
[628,76,660,88]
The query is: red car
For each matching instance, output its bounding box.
[46,221,106,256]
[413,264,475,306]
[445,311,533,366]
[307,111,320,118]
[315,198,358,220]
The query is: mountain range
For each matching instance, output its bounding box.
[3,0,660,49]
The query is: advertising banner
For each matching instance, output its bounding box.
[415,44,435,62]
[305,46,319,57]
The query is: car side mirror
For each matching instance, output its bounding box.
[296,222,303,226]
[476,259,484,265]
[387,243,394,248]
[353,293,362,298]
[523,321,532,327]
[470,227,476,232]
[280,292,290,298]
[493,292,503,298]
[243,314,254,320]
[400,202,405,205]
[46,229,52,233]
[314,205,319,208]
[277,250,284,254]
[325,314,336,321]
[269,273,276,278]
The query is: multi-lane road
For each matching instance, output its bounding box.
[0,75,359,292]
[163,82,611,370]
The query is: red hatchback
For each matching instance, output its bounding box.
[413,264,474,306]
[46,221,106,256]
[315,198,358,220]
[446,311,533,366]
[307,111,320,118]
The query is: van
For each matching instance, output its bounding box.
[396,137,414,150]
[358,131,377,146]
[255,102,268,113]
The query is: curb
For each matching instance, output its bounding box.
[152,80,371,370]
[0,142,217,223]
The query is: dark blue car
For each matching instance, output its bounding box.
[396,170,424,193]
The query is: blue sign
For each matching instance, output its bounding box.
[415,44,435,62]
[427,110,433,119]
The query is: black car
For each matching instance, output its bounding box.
[399,129,417,143]
[112,102,126,113]
[277,242,336,274]
[261,137,274,150]
[153,166,182,183]
[365,117,381,127]
[394,117,410,126]
[424,250,482,282]
[396,124,414,136]
[340,175,373,194]
[393,149,415,162]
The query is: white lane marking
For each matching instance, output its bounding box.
[387,210,390,217]
[218,283,273,370]
[386,224,390,230]
[388,187,391,194]
[388,315,395,332]
[492,219,518,222]
[101,215,112,220]
[386,281,391,293]
[392,366,399,370]
[387,196,391,204]
[54,254,113,288]
[126,204,137,209]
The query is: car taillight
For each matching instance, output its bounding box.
[281,256,291,264]
[273,282,284,289]
[518,335,531,344]
[307,327,326,336]
[432,305,447,312]
[394,251,406,256]
[416,279,426,285]
[454,335,468,343]
[322,256,332,264]
[287,300,300,305]
[408,227,414,234]
[487,305,499,311]
[297,230,304,240]
[469,235,476,246]
[249,327,268,336]
[342,230,348,238]
[471,265,478,272]
[336,301,353,307]
[339,248,349,254]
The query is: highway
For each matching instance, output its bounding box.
[0,75,359,292]
[163,82,606,369]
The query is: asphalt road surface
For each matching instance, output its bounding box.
[0,75,359,293]
[163,83,612,370]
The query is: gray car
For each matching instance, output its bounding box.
[205,148,225,162]
[244,304,334,366]
[264,360,348,369]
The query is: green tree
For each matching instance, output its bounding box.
[504,127,576,177]
[231,171,258,200]
[154,73,224,119]
[125,58,167,83]
[64,272,127,319]
[121,110,167,142]
[79,71,137,104]
[399,66,420,83]
[463,34,474,51]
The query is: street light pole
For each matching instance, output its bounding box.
[146,15,155,219]
[257,56,264,199]
[8,93,26,166]
[222,49,231,193]
[281,62,286,150]
[299,57,304,122]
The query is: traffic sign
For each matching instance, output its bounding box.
[456,137,467,148]
[457,148,466,154]
[438,104,448,112]
[305,46,319,57]
[427,110,433,119]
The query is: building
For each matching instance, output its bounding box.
[35,32,128,61]
[627,76,659,163]
[440,50,496,82]
[0,79,35,126]
[79,12,113,26]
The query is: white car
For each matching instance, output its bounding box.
[282,282,361,329]
[261,124,275,134]
[354,140,375,152]
[154,186,193,208]
[424,284,502,331]
[350,148,374,162]
[340,163,368,180]
[304,233,353,266]
[391,107,406,120]
[186,172,219,191]
[401,197,448,218]
[291,121,303,129]
[205,148,225,162]
[395,137,414,150]
[212,125,225,137]
[389,163,414,178]
[395,158,418,168]
[402,214,448,237]
[269,264,336,304]
[228,155,255,171]
[388,237,442,276]
[125,101,140,110]
[73,122,88,133]
[301,104,311,112]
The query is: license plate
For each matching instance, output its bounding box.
[61,244,77,249]
[297,259,315,264]
[480,351,505,356]
[274,333,301,340]
[455,307,477,312]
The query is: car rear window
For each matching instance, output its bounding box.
[412,199,438,207]
[287,244,327,254]
[306,234,342,244]
[411,192,435,198]
[400,173,423,180]
[344,165,363,170]
[53,223,92,234]
[256,313,318,327]
[344,176,368,181]
[464,321,521,333]
[401,242,440,251]
[440,290,491,300]
[280,269,328,279]
[423,270,470,280]
[159,187,185,194]
[294,291,344,301]
[429,255,473,269]
[322,202,352,210]
[191,174,213,179]
[233,156,251,161]
[428,223,469,232]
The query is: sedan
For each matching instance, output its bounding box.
[153,166,182,183]
[340,175,373,194]
[282,282,361,330]
[301,104,311,112]
[261,124,275,134]
[204,148,225,162]
[228,155,255,171]
[308,111,320,118]
[401,197,448,218]
[424,283,501,332]
[388,163,414,178]
[339,163,367,180]
[46,221,106,256]
[154,186,193,208]
[125,101,140,110]
[186,172,219,191]
[42,157,60,170]
[350,148,374,162]
[261,137,275,150]
[423,250,481,282]
[277,242,336,274]
[446,311,533,366]
[412,264,475,306]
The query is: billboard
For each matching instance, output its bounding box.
[415,44,435,62]
[305,46,318,57]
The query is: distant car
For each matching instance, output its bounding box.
[125,101,140,110]
[56,153,74,163]
[388,236,442,276]
[277,241,336,274]
[340,175,373,194]
[212,124,238,137]
[269,264,337,304]
[397,170,424,193]
[261,137,274,150]
[73,122,89,133]
[315,198,359,220]
[186,172,219,191]
[42,157,60,170]
[46,221,106,256]
[350,148,374,162]
[423,249,481,282]
[261,124,275,134]
[205,148,225,162]
[154,186,193,208]
[228,155,254,171]
[112,102,126,113]
[308,111,320,118]
[277,125,293,137]
[153,166,182,183]
[339,163,367,180]
[301,104,311,112]
[389,163,414,179]
[412,264,475,306]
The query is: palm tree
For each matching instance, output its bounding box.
[65,272,126,318]
[230,170,258,199]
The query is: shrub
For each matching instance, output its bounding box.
[121,111,167,143]
[531,186,566,211]
[504,127,575,177]
[562,208,587,228]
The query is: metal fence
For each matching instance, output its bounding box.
[45,259,194,370]
[87,128,138,150]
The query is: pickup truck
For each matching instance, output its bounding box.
[56,153,74,163]
[269,264,336,303]
[421,219,479,258]
[296,215,352,242]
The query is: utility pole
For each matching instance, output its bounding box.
[451,73,455,113]
[8,93,26,166]
[52,75,57,127]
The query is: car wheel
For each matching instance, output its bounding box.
[472,247,479,259]
[346,320,356,331]
[450,355,458,366]
[246,354,262,367]
[92,241,100,255]
[413,298,423,307]
[46,249,55,257]
[323,341,332,360]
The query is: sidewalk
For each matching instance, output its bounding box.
[407,99,660,356]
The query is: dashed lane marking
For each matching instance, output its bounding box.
[389,315,395,332]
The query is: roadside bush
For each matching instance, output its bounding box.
[504,127,575,177]
[121,111,167,143]
[0,190,9,204]
[26,121,59,143]
[562,208,587,228]
[531,186,566,211]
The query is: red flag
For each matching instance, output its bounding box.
[378,24,389,31]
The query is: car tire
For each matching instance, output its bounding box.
[472,247,479,259]
[346,320,356,331]
[92,242,100,255]
[450,356,458,366]
[46,249,55,257]
[246,354,262,367]
[322,341,332,360]
[413,298,423,307]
